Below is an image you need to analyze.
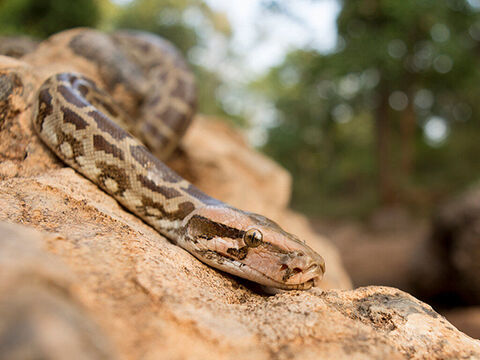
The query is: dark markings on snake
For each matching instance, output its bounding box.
[136,173,181,199]
[140,121,169,144]
[58,85,88,108]
[88,110,130,141]
[61,106,89,130]
[56,130,85,161]
[227,246,249,260]
[282,266,302,282]
[69,32,145,95]
[282,267,293,282]
[171,78,187,99]
[35,88,53,129]
[158,106,185,132]
[129,144,183,183]
[96,161,130,196]
[92,96,119,118]
[77,84,89,97]
[56,73,77,84]
[145,94,161,107]
[187,215,244,241]
[181,184,219,206]
[132,37,152,53]
[93,134,125,160]
[156,71,169,84]
[139,195,195,221]
[76,76,101,93]
[195,250,225,264]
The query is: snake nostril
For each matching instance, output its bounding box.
[280,264,288,271]
[292,267,302,274]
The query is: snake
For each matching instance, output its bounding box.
[31,28,325,290]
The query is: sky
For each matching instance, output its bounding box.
[203,0,340,74]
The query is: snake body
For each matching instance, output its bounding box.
[32,29,325,290]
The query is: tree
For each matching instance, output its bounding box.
[0,0,100,38]
[257,0,480,216]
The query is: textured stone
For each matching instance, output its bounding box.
[0,222,115,360]
[0,36,479,360]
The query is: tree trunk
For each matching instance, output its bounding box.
[399,90,416,194]
[375,87,395,204]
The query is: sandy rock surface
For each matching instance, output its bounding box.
[1,220,479,360]
[0,222,115,360]
[0,35,479,359]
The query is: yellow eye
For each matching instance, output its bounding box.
[244,228,263,247]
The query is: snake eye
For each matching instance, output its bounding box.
[244,228,263,247]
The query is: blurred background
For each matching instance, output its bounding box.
[2,0,480,338]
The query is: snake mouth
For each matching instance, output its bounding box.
[237,265,319,290]
[273,278,316,290]
[193,249,320,290]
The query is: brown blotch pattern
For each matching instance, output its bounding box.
[171,78,187,99]
[61,106,89,130]
[157,106,185,132]
[136,173,181,199]
[187,215,244,241]
[76,83,89,97]
[35,88,53,130]
[89,110,130,141]
[58,84,88,108]
[181,184,218,205]
[95,161,130,196]
[227,246,249,260]
[140,121,169,144]
[139,195,195,221]
[56,130,85,162]
[129,144,182,183]
[69,32,144,94]
[282,266,302,282]
[92,96,119,118]
[93,134,125,160]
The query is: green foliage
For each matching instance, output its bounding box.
[115,0,198,53]
[0,0,100,38]
[258,0,480,217]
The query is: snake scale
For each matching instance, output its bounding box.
[32,28,325,290]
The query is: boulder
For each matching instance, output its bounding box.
[0,38,479,359]
[0,222,115,360]
[0,221,478,359]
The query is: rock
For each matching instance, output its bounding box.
[0,35,479,359]
[0,218,478,359]
[1,214,478,359]
[0,221,115,360]
[409,187,480,305]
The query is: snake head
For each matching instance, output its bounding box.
[180,206,326,290]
